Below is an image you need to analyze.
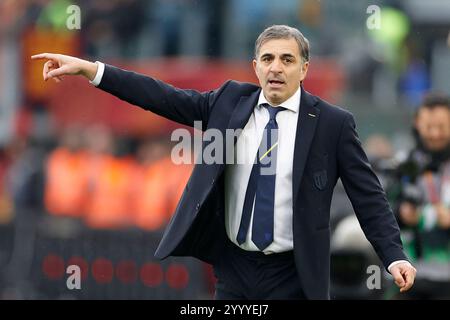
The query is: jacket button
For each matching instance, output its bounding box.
[196,203,200,210]
[211,179,215,185]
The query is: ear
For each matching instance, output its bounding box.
[300,61,309,82]
[252,59,257,74]
[301,61,309,75]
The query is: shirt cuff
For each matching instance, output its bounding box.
[387,260,411,273]
[89,61,105,87]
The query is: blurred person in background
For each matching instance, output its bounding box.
[392,93,450,299]
[44,125,89,218]
[82,0,147,58]
[131,137,175,231]
[81,124,135,229]
[31,24,416,300]
[1,136,46,298]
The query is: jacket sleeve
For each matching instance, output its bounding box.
[97,64,229,129]
[337,113,408,270]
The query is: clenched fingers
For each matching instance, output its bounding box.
[400,268,415,292]
[43,61,63,82]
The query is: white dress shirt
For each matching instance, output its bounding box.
[89,61,105,86]
[224,87,301,254]
[89,62,410,271]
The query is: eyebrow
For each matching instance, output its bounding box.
[260,53,296,60]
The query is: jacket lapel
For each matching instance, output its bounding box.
[227,89,260,134]
[293,87,320,202]
[210,89,259,173]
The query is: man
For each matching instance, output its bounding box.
[32,25,416,299]
[393,94,450,299]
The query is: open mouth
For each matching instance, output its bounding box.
[268,80,285,87]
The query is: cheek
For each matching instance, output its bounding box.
[256,69,266,83]
[416,125,427,138]
[289,69,304,83]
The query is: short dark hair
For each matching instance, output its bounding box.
[254,25,310,62]
[420,93,450,110]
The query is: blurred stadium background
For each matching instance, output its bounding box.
[0,0,449,299]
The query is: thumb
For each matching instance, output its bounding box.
[391,267,405,287]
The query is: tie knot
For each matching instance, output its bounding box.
[263,104,286,121]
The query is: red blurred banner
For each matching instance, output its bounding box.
[25,30,345,137]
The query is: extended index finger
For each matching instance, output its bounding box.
[31,53,58,60]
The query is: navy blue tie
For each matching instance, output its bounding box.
[236,104,285,250]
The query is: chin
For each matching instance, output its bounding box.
[427,144,445,152]
[269,92,283,99]
[268,97,282,105]
[270,93,279,99]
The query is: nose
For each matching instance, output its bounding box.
[429,127,441,140]
[269,58,283,73]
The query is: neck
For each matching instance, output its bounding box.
[263,86,301,106]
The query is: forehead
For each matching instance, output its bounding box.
[417,106,450,123]
[258,38,300,57]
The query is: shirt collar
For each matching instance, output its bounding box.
[256,86,301,113]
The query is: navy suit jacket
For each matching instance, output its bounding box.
[98,64,407,299]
